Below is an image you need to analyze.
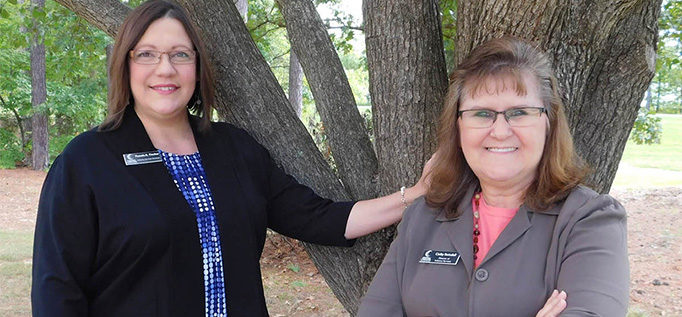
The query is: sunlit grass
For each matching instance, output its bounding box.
[620,115,682,171]
[0,230,33,317]
[613,114,682,187]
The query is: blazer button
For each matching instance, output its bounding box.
[475,268,489,282]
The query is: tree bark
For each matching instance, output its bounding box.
[360,0,448,313]
[365,0,447,197]
[456,0,661,193]
[288,51,303,117]
[53,0,129,36]
[646,86,652,111]
[278,0,378,202]
[31,0,48,170]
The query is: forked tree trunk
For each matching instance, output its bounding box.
[51,0,660,315]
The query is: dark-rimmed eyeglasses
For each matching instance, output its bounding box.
[129,49,197,65]
[458,107,547,128]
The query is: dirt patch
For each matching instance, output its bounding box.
[0,169,45,232]
[612,186,682,315]
[1,168,680,315]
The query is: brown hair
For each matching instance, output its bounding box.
[426,36,588,218]
[99,0,215,132]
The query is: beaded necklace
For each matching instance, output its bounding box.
[473,192,481,262]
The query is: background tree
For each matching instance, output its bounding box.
[34,0,662,314]
[30,0,49,170]
[652,0,681,113]
[0,0,110,168]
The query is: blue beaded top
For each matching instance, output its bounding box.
[159,150,227,316]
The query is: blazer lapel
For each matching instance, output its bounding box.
[437,186,476,278]
[478,205,532,267]
[97,106,197,236]
[190,119,249,246]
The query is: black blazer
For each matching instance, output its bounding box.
[32,107,355,316]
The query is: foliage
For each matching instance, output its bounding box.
[650,1,682,113]
[660,0,682,42]
[0,0,110,165]
[440,0,457,73]
[0,127,24,168]
[630,109,663,145]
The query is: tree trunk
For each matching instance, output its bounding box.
[31,0,49,170]
[645,86,652,111]
[278,0,378,202]
[457,0,661,194]
[656,75,661,112]
[361,0,448,311]
[288,51,303,117]
[365,0,447,194]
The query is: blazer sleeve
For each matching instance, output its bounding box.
[557,195,629,316]
[31,154,96,316]
[263,151,357,247]
[225,125,356,247]
[357,204,415,316]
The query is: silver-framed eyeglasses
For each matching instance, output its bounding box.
[458,107,547,128]
[129,49,197,65]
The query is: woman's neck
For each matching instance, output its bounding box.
[479,179,532,209]
[135,107,198,155]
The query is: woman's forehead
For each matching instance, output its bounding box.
[136,18,192,47]
[463,72,536,99]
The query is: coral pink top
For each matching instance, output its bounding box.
[473,195,518,268]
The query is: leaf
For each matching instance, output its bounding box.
[32,7,45,20]
[286,263,300,273]
[0,9,10,19]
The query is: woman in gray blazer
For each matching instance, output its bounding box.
[358,36,629,316]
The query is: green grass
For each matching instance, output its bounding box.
[0,231,33,317]
[620,114,682,171]
[613,114,682,187]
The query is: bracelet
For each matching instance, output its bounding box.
[400,186,408,209]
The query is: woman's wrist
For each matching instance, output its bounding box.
[401,184,425,207]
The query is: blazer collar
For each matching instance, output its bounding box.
[434,184,561,274]
[97,107,197,230]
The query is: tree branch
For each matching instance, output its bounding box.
[277,0,378,201]
[53,0,130,37]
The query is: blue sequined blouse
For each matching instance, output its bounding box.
[160,150,227,317]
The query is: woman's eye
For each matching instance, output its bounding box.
[136,51,154,57]
[473,110,494,118]
[507,109,529,117]
[173,51,190,58]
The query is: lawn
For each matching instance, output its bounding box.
[613,114,682,187]
[0,231,33,316]
[620,114,682,171]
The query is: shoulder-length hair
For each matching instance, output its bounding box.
[99,0,215,132]
[426,36,588,218]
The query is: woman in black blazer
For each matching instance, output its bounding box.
[30,1,428,316]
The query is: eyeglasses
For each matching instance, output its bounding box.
[129,49,197,65]
[458,107,547,128]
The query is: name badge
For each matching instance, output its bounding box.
[123,151,162,166]
[419,249,461,266]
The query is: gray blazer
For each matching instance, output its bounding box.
[358,186,629,316]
